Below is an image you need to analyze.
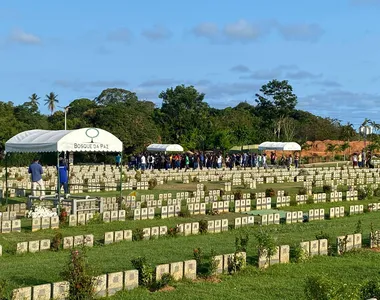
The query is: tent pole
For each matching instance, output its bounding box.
[5,152,8,205]
[119,151,123,200]
[57,152,61,215]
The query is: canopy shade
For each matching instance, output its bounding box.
[5,128,123,153]
[146,144,184,153]
[230,144,259,152]
[258,142,301,151]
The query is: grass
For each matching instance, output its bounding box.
[0,211,380,294]
[113,251,380,300]
[1,179,380,299]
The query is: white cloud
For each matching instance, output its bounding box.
[230,64,251,73]
[10,28,41,45]
[223,19,262,42]
[142,25,172,41]
[192,22,219,41]
[192,20,325,43]
[107,28,132,43]
[286,70,322,79]
[139,78,179,87]
[299,89,380,124]
[276,23,324,42]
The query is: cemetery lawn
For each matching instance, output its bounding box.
[113,250,380,300]
[1,213,380,296]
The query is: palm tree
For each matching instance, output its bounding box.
[325,143,338,161]
[45,92,59,115]
[28,93,40,106]
[339,141,350,161]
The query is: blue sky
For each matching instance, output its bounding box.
[0,0,379,127]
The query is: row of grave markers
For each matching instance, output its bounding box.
[0,219,21,233]
[12,269,139,300]
[11,250,249,300]
[32,217,59,231]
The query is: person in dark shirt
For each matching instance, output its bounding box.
[28,157,45,196]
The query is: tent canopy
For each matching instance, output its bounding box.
[258,142,301,151]
[146,144,183,153]
[230,144,259,152]
[5,128,123,153]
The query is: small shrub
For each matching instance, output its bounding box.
[265,188,275,197]
[152,273,173,291]
[86,212,103,225]
[337,235,349,255]
[167,225,180,237]
[227,253,246,274]
[283,191,289,197]
[306,196,314,205]
[298,187,307,195]
[374,188,380,197]
[234,190,243,200]
[193,247,203,274]
[289,198,297,206]
[199,219,208,234]
[235,233,249,252]
[148,178,157,190]
[59,208,68,223]
[290,244,308,263]
[179,207,191,218]
[255,229,277,260]
[207,249,219,276]
[61,249,95,300]
[140,201,147,208]
[358,188,368,200]
[354,219,362,234]
[131,256,153,287]
[315,231,330,241]
[135,171,142,182]
[51,232,63,251]
[323,185,332,193]
[132,228,145,241]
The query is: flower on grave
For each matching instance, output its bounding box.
[27,205,57,218]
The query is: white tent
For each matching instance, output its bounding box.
[146,144,184,153]
[258,142,301,151]
[5,128,123,153]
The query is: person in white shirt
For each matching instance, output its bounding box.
[217,155,222,168]
[141,154,146,170]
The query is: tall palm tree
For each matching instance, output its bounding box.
[28,93,40,106]
[45,92,59,115]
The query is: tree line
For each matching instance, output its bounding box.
[0,79,377,165]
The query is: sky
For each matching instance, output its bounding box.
[0,0,379,127]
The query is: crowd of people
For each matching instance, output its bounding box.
[122,151,300,171]
[352,150,375,168]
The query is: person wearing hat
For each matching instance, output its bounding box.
[28,157,45,197]
[58,157,69,194]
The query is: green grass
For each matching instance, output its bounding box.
[1,179,380,298]
[1,211,380,295]
[113,251,380,300]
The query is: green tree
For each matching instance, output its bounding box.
[45,92,59,115]
[159,85,209,143]
[339,141,350,161]
[255,80,297,140]
[326,143,338,160]
[95,88,138,106]
[28,93,40,107]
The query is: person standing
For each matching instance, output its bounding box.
[28,158,45,197]
[58,158,68,194]
[115,153,121,167]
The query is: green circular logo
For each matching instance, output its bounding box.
[85,128,99,142]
